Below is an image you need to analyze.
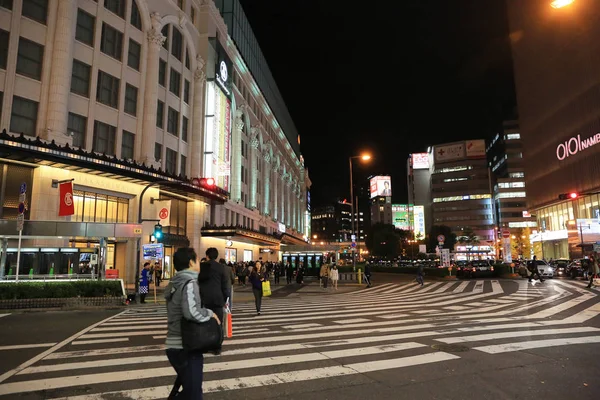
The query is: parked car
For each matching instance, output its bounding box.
[455,261,471,278]
[551,259,570,277]
[566,259,591,279]
[470,260,494,278]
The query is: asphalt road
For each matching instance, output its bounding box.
[0,278,599,399]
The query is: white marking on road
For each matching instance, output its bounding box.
[378,313,410,319]
[44,345,166,360]
[281,323,322,329]
[474,336,600,354]
[452,281,470,293]
[0,314,9,319]
[0,343,56,351]
[72,338,129,346]
[473,281,484,294]
[79,330,166,339]
[437,327,600,344]
[549,303,600,325]
[152,335,166,339]
[92,324,164,332]
[483,299,515,304]
[332,318,370,324]
[443,306,470,311]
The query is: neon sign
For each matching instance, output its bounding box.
[556,133,600,160]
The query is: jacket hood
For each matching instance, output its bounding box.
[164,269,198,300]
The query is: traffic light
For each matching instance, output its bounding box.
[191,177,216,189]
[154,224,163,240]
[558,192,579,200]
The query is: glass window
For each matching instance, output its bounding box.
[156,100,164,128]
[75,9,95,46]
[184,79,190,103]
[130,0,142,30]
[171,28,183,61]
[93,120,116,155]
[180,154,187,176]
[100,23,123,61]
[104,0,124,18]
[22,0,47,24]
[121,130,134,159]
[161,25,169,50]
[127,39,141,70]
[10,96,38,136]
[95,193,107,222]
[185,51,190,69]
[67,112,87,148]
[0,0,12,10]
[169,68,181,96]
[0,29,8,70]
[16,37,44,80]
[167,107,179,136]
[165,148,176,174]
[73,190,129,223]
[70,59,91,97]
[83,192,95,222]
[191,6,196,24]
[96,70,119,108]
[158,59,166,86]
[154,142,162,161]
[124,84,138,116]
[182,115,188,142]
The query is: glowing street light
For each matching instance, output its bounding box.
[550,0,574,8]
[361,154,372,161]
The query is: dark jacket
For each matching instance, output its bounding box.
[249,271,263,290]
[198,259,230,307]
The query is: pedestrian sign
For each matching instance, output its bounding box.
[351,242,357,248]
[19,182,27,194]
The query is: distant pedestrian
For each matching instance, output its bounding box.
[416,263,424,286]
[320,262,330,289]
[139,262,150,303]
[330,264,339,290]
[528,256,544,283]
[586,255,599,289]
[364,262,372,287]
[296,262,305,284]
[249,261,264,315]
[274,262,281,284]
[154,262,162,287]
[286,261,293,284]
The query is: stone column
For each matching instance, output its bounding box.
[249,127,259,209]
[262,150,271,216]
[191,56,206,179]
[279,171,286,223]
[140,13,166,166]
[272,165,278,220]
[230,108,244,202]
[45,0,76,144]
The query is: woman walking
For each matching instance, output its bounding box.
[330,264,339,290]
[249,261,264,315]
[587,255,599,289]
[139,262,150,303]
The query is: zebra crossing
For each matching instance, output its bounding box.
[0,279,599,399]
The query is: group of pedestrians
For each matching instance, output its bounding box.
[318,262,340,289]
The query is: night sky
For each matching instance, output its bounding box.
[239,0,516,207]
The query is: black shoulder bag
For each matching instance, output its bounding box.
[180,280,223,353]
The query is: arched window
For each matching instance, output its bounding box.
[130,0,142,30]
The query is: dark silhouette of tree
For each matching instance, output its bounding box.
[427,225,457,252]
[365,223,402,259]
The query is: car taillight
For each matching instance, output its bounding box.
[472,267,476,272]
[491,266,494,271]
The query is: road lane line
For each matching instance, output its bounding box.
[474,336,600,354]
[437,327,600,344]
[0,343,56,351]
[72,338,129,345]
[45,345,166,360]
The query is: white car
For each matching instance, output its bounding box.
[531,260,554,278]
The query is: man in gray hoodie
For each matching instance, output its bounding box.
[165,247,220,399]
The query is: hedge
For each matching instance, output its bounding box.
[0,281,124,300]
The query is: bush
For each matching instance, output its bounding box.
[0,281,124,300]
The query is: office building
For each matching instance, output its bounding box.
[407,152,432,238]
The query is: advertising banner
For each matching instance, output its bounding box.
[370,176,392,198]
[58,181,75,216]
[502,238,512,263]
[419,244,427,254]
[411,153,430,169]
[466,139,486,159]
[434,143,465,162]
[392,204,411,230]
[204,82,232,191]
[215,40,232,99]
[413,205,426,239]
[154,200,171,227]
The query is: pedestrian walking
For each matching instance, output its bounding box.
[165,247,220,400]
[249,261,264,315]
[320,262,330,289]
[416,263,424,286]
[274,262,281,284]
[364,262,372,287]
[528,256,544,283]
[330,264,339,290]
[154,262,162,287]
[286,260,293,284]
[296,261,305,284]
[586,254,599,289]
[139,262,150,303]
[198,248,230,344]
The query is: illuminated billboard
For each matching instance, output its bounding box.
[411,153,430,169]
[204,81,232,191]
[392,204,411,231]
[413,205,426,239]
[370,176,392,198]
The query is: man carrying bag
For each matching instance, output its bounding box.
[165,248,221,399]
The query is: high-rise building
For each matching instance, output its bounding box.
[407,152,432,238]
[310,200,360,243]
[369,175,392,225]
[507,0,600,259]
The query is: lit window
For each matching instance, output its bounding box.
[506,133,521,140]
[495,191,527,199]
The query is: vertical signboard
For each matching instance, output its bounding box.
[503,238,512,263]
[465,139,486,159]
[392,204,411,230]
[413,205,426,239]
[411,153,430,169]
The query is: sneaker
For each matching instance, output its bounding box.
[258,311,261,315]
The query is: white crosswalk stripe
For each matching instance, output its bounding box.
[0,279,598,399]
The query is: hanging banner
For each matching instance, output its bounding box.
[503,238,512,263]
[155,200,171,227]
[58,181,75,216]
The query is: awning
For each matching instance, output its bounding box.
[280,233,309,246]
[0,130,228,205]
[201,226,281,246]
[0,220,143,240]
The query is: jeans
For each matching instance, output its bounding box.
[253,288,262,312]
[321,276,328,288]
[166,348,204,399]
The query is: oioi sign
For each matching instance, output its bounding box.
[556,133,600,161]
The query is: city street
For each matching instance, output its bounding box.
[1,278,600,399]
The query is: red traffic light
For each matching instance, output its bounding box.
[192,177,216,189]
[559,192,579,200]
[569,192,578,199]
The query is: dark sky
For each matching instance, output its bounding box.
[239,0,516,207]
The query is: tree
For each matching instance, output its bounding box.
[427,225,457,252]
[511,227,532,259]
[458,227,479,260]
[365,223,402,259]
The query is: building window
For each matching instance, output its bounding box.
[185,51,190,69]
[161,25,169,50]
[121,130,134,159]
[0,29,8,69]
[16,37,44,80]
[100,23,123,61]
[169,69,181,96]
[73,190,129,223]
[93,120,116,155]
[182,116,188,142]
[75,9,95,47]
[127,39,141,70]
[191,6,196,24]
[10,96,38,136]
[180,154,187,177]
[506,133,521,140]
[156,100,164,128]
[67,112,87,148]
[70,59,91,97]
[154,143,162,161]
[177,0,184,10]
[167,107,179,136]
[124,84,138,116]
[171,28,183,61]
[130,0,142,30]
[22,0,47,24]
[104,0,125,18]
[183,79,190,103]
[96,70,119,109]
[0,0,12,10]
[158,59,166,86]
[165,148,176,174]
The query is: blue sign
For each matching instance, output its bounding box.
[351,242,357,248]
[17,203,25,214]
[19,182,27,194]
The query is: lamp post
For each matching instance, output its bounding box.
[349,153,371,270]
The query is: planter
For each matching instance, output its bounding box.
[0,296,125,310]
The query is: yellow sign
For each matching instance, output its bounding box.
[134,228,142,234]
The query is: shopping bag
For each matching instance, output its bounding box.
[262,280,272,297]
[593,276,600,287]
[223,302,233,338]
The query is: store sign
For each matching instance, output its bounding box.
[370,176,392,198]
[556,133,600,161]
[434,143,465,162]
[392,204,411,231]
[215,41,232,98]
[411,153,430,169]
[413,205,426,239]
[466,140,486,159]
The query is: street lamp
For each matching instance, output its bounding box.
[349,153,372,270]
[550,0,574,8]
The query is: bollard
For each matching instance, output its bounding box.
[358,268,362,285]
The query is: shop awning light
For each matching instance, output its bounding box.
[551,0,574,9]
